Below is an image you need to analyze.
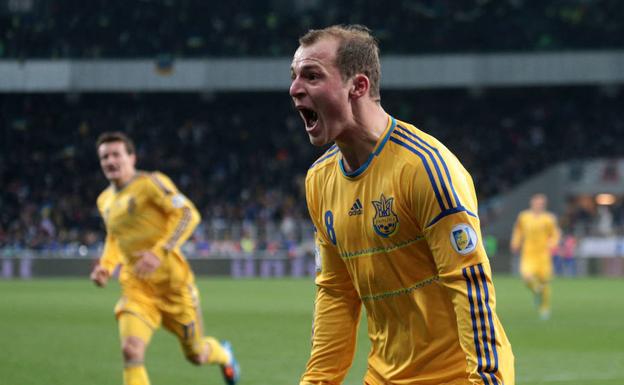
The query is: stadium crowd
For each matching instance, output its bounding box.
[1,0,623,58]
[564,194,624,238]
[2,86,624,254]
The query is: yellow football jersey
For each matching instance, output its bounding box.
[301,116,514,385]
[97,171,200,289]
[511,210,560,262]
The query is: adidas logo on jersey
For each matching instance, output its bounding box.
[348,199,363,216]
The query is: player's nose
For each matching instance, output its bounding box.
[289,77,304,99]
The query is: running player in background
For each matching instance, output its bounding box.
[90,132,240,385]
[290,25,514,385]
[511,193,561,320]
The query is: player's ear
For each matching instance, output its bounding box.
[349,74,370,100]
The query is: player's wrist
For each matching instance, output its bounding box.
[150,244,171,261]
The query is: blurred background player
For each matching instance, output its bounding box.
[89,132,240,385]
[510,193,561,320]
[291,25,514,384]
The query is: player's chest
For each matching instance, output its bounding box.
[101,192,148,230]
[317,176,416,249]
[524,216,550,235]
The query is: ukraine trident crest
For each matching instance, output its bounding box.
[372,193,399,238]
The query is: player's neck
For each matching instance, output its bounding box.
[336,104,388,173]
[112,170,137,190]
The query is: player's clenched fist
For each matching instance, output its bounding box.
[133,250,162,278]
[90,264,110,287]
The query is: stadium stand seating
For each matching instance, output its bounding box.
[1,0,623,58]
[3,1,624,255]
[2,87,624,252]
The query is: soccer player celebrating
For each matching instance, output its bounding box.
[511,193,561,320]
[290,25,514,385]
[90,132,239,385]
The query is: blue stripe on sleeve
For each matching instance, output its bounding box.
[394,126,454,209]
[396,124,479,228]
[397,124,462,208]
[470,265,496,384]
[478,264,500,377]
[426,206,478,228]
[463,267,491,385]
[389,136,446,211]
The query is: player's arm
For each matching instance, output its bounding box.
[133,172,200,277]
[91,231,121,287]
[548,215,561,250]
[414,163,512,385]
[300,177,362,385]
[510,214,523,254]
[146,172,201,257]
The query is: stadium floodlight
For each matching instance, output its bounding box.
[595,193,617,205]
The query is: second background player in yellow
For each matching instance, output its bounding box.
[511,193,561,320]
[90,132,240,385]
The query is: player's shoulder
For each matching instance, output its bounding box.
[392,119,442,144]
[306,144,340,180]
[96,185,114,206]
[518,209,532,218]
[388,118,465,173]
[545,211,558,222]
[137,170,177,194]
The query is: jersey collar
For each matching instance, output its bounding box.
[112,171,140,193]
[339,115,396,179]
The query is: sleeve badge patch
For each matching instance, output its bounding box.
[171,194,187,208]
[450,223,478,255]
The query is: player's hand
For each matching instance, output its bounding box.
[90,265,110,287]
[133,250,162,278]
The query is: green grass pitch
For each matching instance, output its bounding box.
[1,276,623,385]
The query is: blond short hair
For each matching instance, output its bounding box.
[299,24,381,100]
[96,131,136,154]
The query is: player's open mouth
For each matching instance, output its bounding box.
[298,107,318,130]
